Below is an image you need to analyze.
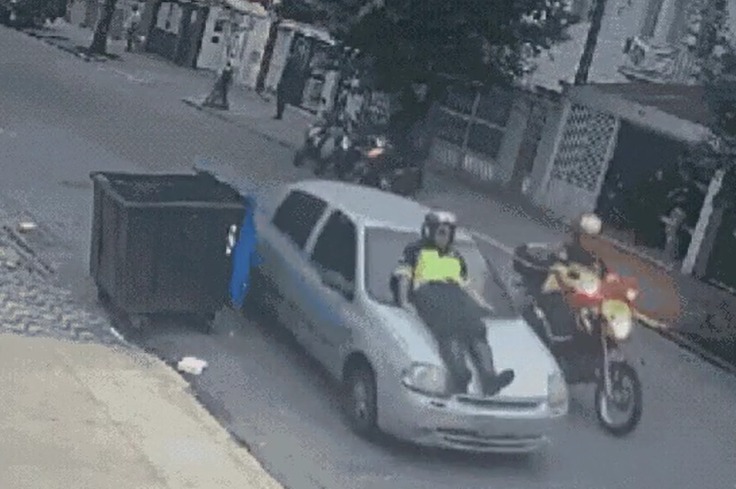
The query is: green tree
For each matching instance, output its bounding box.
[12,0,66,25]
[688,0,736,209]
[280,0,578,91]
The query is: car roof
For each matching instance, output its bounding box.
[287,180,473,241]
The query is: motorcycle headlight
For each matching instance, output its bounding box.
[547,372,568,413]
[402,363,449,397]
[608,315,633,341]
[579,276,601,296]
[626,288,639,302]
[341,136,351,150]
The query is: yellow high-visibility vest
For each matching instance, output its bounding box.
[413,249,463,288]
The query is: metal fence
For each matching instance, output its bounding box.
[432,84,515,181]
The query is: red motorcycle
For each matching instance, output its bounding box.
[514,244,644,436]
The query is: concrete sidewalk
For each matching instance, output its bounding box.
[0,333,283,489]
[182,93,311,151]
[0,233,282,488]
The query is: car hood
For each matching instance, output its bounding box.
[370,303,439,363]
[484,317,560,398]
[371,305,560,398]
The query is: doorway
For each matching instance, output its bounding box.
[596,121,698,259]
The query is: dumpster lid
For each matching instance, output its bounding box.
[90,172,243,205]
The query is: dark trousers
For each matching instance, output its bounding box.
[204,81,230,110]
[275,89,286,119]
[412,283,495,394]
[436,333,496,394]
[536,292,577,337]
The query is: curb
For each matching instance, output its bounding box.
[182,97,298,151]
[637,313,736,375]
[19,27,109,62]
[659,330,736,375]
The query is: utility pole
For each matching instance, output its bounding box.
[574,0,607,85]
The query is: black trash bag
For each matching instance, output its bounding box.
[412,282,489,340]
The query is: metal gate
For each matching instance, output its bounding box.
[544,104,619,220]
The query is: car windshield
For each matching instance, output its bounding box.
[364,227,517,318]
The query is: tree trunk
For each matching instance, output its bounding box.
[574,0,607,85]
[89,0,118,55]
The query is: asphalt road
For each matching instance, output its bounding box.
[1,26,735,489]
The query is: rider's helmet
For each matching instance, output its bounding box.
[421,210,458,245]
[573,212,603,238]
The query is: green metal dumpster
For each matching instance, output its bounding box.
[89,171,245,329]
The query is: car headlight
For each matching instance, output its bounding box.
[547,372,568,413]
[608,315,633,341]
[402,363,449,397]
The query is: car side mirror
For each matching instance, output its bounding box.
[321,269,354,300]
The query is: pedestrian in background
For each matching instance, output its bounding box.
[203,61,234,110]
[124,3,142,52]
[275,63,299,119]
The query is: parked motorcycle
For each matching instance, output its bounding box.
[292,120,346,176]
[336,134,423,196]
[513,243,643,436]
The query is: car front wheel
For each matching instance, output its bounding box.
[344,363,378,438]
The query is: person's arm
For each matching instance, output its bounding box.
[457,253,493,310]
[393,243,418,309]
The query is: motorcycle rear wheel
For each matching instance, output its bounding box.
[595,361,642,436]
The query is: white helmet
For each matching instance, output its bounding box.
[576,212,603,236]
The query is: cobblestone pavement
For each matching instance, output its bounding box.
[0,237,123,346]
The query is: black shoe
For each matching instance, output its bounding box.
[274,115,282,120]
[483,369,515,397]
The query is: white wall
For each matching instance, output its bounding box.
[263,27,294,93]
[235,15,272,89]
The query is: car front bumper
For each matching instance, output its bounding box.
[378,386,566,454]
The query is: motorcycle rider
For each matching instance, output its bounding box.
[535,212,608,337]
[393,210,515,396]
[556,213,607,273]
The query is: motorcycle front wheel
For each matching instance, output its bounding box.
[594,361,643,436]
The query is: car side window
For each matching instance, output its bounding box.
[311,211,357,290]
[271,190,327,249]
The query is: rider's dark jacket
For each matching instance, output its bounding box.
[557,240,608,275]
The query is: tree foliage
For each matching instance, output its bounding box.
[689,2,736,207]
[9,0,66,24]
[280,0,578,90]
